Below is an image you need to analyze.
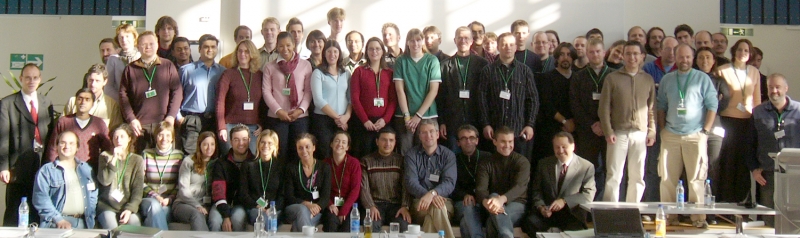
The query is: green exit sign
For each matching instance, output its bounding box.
[721,27,754,37]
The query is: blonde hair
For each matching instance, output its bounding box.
[382,23,400,36]
[327,7,346,21]
[485,32,498,42]
[257,129,280,159]
[404,28,428,55]
[114,23,139,47]
[137,31,157,45]
[510,20,529,32]
[261,17,281,31]
[231,40,261,73]
[423,26,442,38]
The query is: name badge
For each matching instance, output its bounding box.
[677,107,687,115]
[145,89,157,98]
[459,90,470,99]
[111,189,124,202]
[373,98,385,107]
[775,130,786,139]
[257,197,268,207]
[203,196,212,204]
[311,190,319,200]
[158,184,168,194]
[592,92,601,101]
[334,196,345,206]
[712,127,726,138]
[243,102,254,111]
[499,90,511,100]
[87,182,96,191]
[429,174,440,182]
[282,88,291,96]
[736,103,747,112]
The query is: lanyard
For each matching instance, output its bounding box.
[238,68,252,102]
[498,67,515,89]
[461,152,480,181]
[152,149,173,184]
[142,67,158,90]
[332,157,347,196]
[522,50,527,64]
[776,111,785,129]
[298,160,318,192]
[456,57,471,90]
[676,70,693,101]
[374,70,381,98]
[258,158,273,197]
[204,160,211,190]
[733,67,748,98]
[284,74,292,88]
[115,154,131,188]
[540,57,551,73]
[587,65,608,92]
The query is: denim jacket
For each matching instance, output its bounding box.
[32,158,98,228]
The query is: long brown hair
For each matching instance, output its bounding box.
[192,131,217,175]
[364,37,388,70]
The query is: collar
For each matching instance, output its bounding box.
[260,45,277,54]
[54,158,84,168]
[192,60,221,69]
[388,48,403,58]
[22,91,38,104]
[347,55,366,65]
[131,57,163,68]
[418,145,442,156]
[767,96,799,113]
[227,148,255,162]
[655,57,676,73]
[558,154,574,168]
[277,53,295,63]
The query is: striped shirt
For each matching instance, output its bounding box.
[142,148,184,199]
[359,152,410,208]
[478,59,540,133]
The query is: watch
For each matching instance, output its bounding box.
[430,190,438,196]
[700,129,710,135]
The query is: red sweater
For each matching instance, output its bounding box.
[46,115,112,167]
[350,66,397,123]
[324,154,362,216]
[119,57,183,125]
[216,68,263,130]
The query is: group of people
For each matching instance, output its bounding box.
[1,6,797,238]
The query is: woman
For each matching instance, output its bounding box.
[350,37,397,157]
[283,134,332,232]
[311,40,352,160]
[604,40,626,70]
[171,132,218,231]
[241,130,284,229]
[716,39,761,204]
[694,47,730,225]
[322,132,362,232]
[97,124,145,229]
[645,27,665,58]
[306,30,327,69]
[263,32,313,162]
[393,28,441,154]
[139,121,184,230]
[105,23,141,101]
[216,40,263,153]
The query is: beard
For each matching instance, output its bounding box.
[559,60,572,69]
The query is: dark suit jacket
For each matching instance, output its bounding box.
[530,154,596,220]
[0,92,54,184]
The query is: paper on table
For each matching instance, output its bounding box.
[563,229,595,238]
[0,228,28,238]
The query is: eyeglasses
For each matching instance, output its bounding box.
[458,136,479,142]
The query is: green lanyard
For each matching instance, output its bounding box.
[587,66,608,92]
[374,70,381,98]
[522,50,527,64]
[115,154,131,188]
[461,152,480,181]
[298,161,317,192]
[204,160,212,190]
[456,57,471,90]
[676,70,693,101]
[776,111,785,129]
[152,149,173,184]
[733,67,748,98]
[142,67,158,90]
[238,68,252,102]
[258,158,273,197]
[541,57,551,73]
[498,67,515,90]
[333,158,347,196]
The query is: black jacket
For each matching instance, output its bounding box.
[211,149,254,218]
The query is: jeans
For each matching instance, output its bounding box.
[247,208,282,231]
[368,202,409,232]
[171,202,210,231]
[97,209,142,229]
[486,202,525,238]
[454,201,484,238]
[60,216,86,229]
[208,204,247,231]
[267,117,309,162]
[221,123,259,154]
[284,204,322,232]
[140,198,171,230]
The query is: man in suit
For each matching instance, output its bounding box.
[0,63,55,226]
[524,132,596,236]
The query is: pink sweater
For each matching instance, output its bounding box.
[261,60,313,118]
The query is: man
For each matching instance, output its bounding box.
[525,132,596,236]
[259,17,281,68]
[643,36,679,86]
[453,125,492,238]
[482,33,499,64]
[511,20,537,71]
[360,128,412,232]
[478,33,539,158]
[209,125,254,231]
[382,22,402,69]
[476,126,530,238]
[219,25,252,68]
[751,73,800,227]
[694,30,713,49]
[178,34,225,155]
[572,36,588,70]
[423,26,450,62]
[327,7,349,56]
[534,43,576,162]
[674,24,694,46]
[711,33,730,65]
[569,39,612,200]
[585,28,603,42]
[99,38,119,64]
[404,120,457,238]
[628,26,656,64]
[169,37,193,68]
[66,63,123,130]
[155,16,179,59]
[599,41,656,203]
[438,26,489,150]
[46,88,111,169]
[750,47,769,103]
[344,30,366,74]
[0,63,55,226]
[468,21,489,59]
[287,17,311,60]
[32,131,98,229]
[656,43,718,228]
[530,31,555,74]
[118,31,183,151]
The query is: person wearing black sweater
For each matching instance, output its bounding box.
[283,133,332,232]
[240,130,284,227]
[209,125,255,231]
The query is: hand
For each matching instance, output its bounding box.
[439,124,447,139]
[178,116,185,124]
[432,195,446,209]
[338,114,351,130]
[606,135,616,144]
[219,129,228,142]
[374,119,387,130]
[130,120,143,136]
[338,215,346,222]
[160,197,170,207]
[370,207,382,221]
[328,204,339,216]
[304,201,321,217]
[752,168,767,186]
[396,207,412,223]
[196,206,208,215]
[276,109,292,122]
[113,146,126,161]
[364,121,376,131]
[521,126,534,141]
[562,119,576,133]
[119,210,132,224]
[406,116,422,133]
[164,116,175,127]
[463,195,476,207]
[0,170,10,184]
[538,206,553,218]
[254,125,262,137]
[482,198,504,215]
[289,109,304,121]
[646,137,655,146]
[483,126,494,140]
[591,122,604,136]
[549,198,566,212]
[56,219,72,229]
[417,191,435,212]
[222,218,233,231]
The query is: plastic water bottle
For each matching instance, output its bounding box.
[254,204,266,237]
[676,180,685,209]
[655,204,666,238]
[438,230,445,238]
[351,203,360,238]
[18,197,29,228]
[364,208,373,238]
[704,179,713,207]
[268,201,278,235]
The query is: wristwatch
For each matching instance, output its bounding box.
[700,129,710,135]
[430,190,438,196]
[561,119,567,124]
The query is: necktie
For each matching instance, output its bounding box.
[557,164,568,193]
[30,100,41,144]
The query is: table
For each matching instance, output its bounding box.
[59,230,440,238]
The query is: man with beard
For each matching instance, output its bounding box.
[534,43,576,163]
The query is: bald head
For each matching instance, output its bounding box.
[695,30,712,48]
[767,73,789,105]
[660,37,679,64]
[532,31,549,56]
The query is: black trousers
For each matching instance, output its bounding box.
[718,116,755,203]
[3,151,42,226]
[179,113,217,155]
[523,207,586,237]
[310,113,339,160]
[350,117,381,158]
[574,129,607,201]
[323,208,351,232]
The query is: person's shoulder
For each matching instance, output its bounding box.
[573,155,593,168]
[0,92,21,104]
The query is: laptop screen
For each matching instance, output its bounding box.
[592,208,646,237]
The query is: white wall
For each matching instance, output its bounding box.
[745,25,800,98]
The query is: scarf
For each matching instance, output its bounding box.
[278,53,301,108]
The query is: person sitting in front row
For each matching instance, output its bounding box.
[360,128,412,232]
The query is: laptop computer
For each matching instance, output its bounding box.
[592,207,646,238]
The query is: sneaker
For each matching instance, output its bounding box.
[642,215,652,222]
[694,220,709,229]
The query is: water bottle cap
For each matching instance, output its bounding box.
[658,204,663,208]
[438,230,445,236]
[21,197,27,202]
[354,203,358,208]
[706,179,710,183]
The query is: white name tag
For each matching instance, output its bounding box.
[592,93,601,100]
[429,174,440,182]
[243,102,254,111]
[775,130,786,139]
[712,127,726,138]
[499,90,511,100]
[737,103,747,112]
[677,107,687,115]
[87,182,96,191]
[459,90,470,99]
[111,189,124,202]
[373,98,385,107]
[334,196,344,206]
[282,88,291,96]
[311,190,319,200]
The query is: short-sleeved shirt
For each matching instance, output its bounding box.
[392,53,442,118]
